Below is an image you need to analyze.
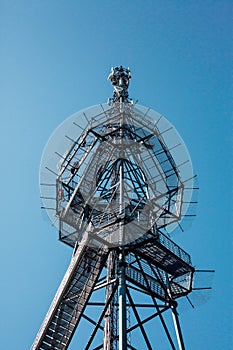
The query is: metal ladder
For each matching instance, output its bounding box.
[31,235,108,350]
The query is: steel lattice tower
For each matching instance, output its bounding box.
[32,66,211,350]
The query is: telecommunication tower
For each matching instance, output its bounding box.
[32,66,212,350]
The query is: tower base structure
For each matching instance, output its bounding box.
[31,227,194,350]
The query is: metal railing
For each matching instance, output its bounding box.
[126,266,166,300]
[158,232,192,265]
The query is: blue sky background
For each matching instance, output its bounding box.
[0,1,232,349]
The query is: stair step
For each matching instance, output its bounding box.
[42,334,67,349]
[48,324,72,337]
[40,343,54,350]
[52,317,75,330]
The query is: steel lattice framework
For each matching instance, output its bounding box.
[32,66,212,350]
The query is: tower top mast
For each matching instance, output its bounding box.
[107,65,131,103]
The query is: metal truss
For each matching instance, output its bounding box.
[55,101,189,249]
[31,225,195,350]
[33,67,210,350]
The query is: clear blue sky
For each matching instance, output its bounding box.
[0,1,232,349]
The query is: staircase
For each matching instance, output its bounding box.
[134,232,193,277]
[31,235,108,350]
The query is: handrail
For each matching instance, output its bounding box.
[157,232,191,265]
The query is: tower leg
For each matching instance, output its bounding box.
[103,254,112,350]
[119,251,127,350]
[103,251,117,350]
[171,302,186,350]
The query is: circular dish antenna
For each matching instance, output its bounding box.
[40,102,194,248]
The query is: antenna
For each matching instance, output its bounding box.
[107,65,131,103]
[32,67,213,350]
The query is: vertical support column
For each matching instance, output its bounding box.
[119,250,127,350]
[119,102,127,349]
[119,105,124,246]
[171,302,186,350]
[103,254,113,350]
